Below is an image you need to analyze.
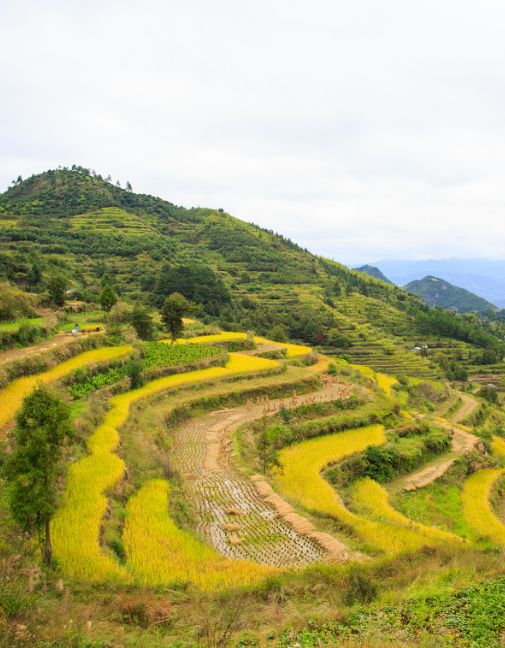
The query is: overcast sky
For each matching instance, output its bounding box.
[1,1,505,264]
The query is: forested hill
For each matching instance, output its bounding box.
[355,264,392,284]
[1,167,504,378]
[405,276,498,314]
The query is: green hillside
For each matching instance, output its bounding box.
[1,167,504,379]
[406,275,498,314]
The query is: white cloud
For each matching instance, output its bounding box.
[1,0,505,263]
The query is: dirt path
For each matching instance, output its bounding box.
[401,422,478,492]
[0,331,100,368]
[170,380,357,566]
[452,392,479,423]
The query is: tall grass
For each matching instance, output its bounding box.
[123,480,274,590]
[461,469,505,546]
[0,345,133,428]
[350,363,397,396]
[52,353,280,584]
[492,435,505,458]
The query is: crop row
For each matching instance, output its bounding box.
[51,353,281,586]
[272,425,455,554]
[461,469,505,546]
[123,480,274,589]
[69,342,223,399]
[0,345,133,428]
[167,332,312,358]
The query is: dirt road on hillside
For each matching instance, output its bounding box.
[0,331,100,368]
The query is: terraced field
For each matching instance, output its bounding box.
[1,326,504,597]
[170,382,354,566]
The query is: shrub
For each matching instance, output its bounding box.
[344,565,378,605]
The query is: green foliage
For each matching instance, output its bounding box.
[70,366,124,399]
[279,577,505,647]
[4,385,73,564]
[478,385,498,403]
[268,323,288,342]
[155,263,229,315]
[161,292,191,341]
[126,359,143,389]
[130,305,154,340]
[327,424,452,485]
[344,564,378,605]
[99,284,117,312]
[0,281,36,321]
[47,273,67,306]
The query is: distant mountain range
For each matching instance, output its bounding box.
[404,276,497,314]
[368,259,505,308]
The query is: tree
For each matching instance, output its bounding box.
[28,259,42,286]
[161,292,191,342]
[5,386,73,566]
[130,305,154,340]
[48,274,67,307]
[126,181,132,191]
[100,285,117,313]
[126,359,143,388]
[268,323,288,342]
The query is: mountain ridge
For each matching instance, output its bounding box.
[405,275,498,314]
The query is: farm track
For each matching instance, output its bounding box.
[170,381,356,566]
[400,420,478,492]
[451,392,479,423]
[0,330,100,367]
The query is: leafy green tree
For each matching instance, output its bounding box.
[48,274,67,307]
[28,258,42,286]
[268,323,288,342]
[126,359,143,389]
[100,284,117,313]
[5,386,73,566]
[130,305,154,340]
[161,292,191,342]
[155,264,230,315]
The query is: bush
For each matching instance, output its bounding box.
[344,565,378,605]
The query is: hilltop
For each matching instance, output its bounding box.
[1,167,505,380]
[355,264,392,284]
[405,275,498,314]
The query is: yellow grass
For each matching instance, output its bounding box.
[0,345,133,429]
[163,331,312,358]
[492,435,505,458]
[272,425,431,553]
[350,363,397,397]
[351,478,461,544]
[123,480,274,590]
[52,353,280,584]
[376,373,398,397]
[461,468,505,545]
